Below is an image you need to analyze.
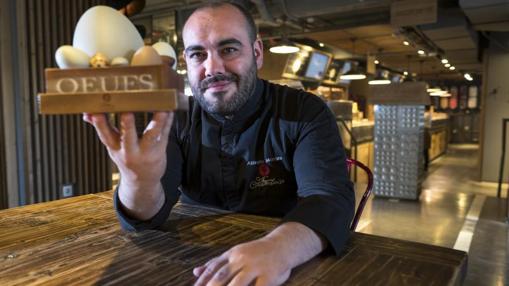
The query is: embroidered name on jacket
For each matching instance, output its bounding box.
[246,156,283,166]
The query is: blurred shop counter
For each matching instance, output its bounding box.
[428,112,450,161]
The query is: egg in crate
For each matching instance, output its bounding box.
[152,42,177,70]
[111,57,129,67]
[54,45,90,69]
[131,46,162,66]
[73,5,144,60]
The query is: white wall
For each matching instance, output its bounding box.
[481,44,509,182]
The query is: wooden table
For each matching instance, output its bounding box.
[0,192,467,285]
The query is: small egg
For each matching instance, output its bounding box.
[55,45,90,69]
[152,42,177,70]
[90,52,109,68]
[111,57,129,67]
[131,46,162,66]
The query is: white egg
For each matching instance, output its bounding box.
[110,57,129,66]
[152,42,177,69]
[73,5,144,60]
[55,45,90,69]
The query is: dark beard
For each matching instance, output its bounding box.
[190,61,257,116]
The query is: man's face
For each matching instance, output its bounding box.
[182,5,263,115]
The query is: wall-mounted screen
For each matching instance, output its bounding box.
[304,52,330,80]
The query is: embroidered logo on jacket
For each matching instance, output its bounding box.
[247,157,285,189]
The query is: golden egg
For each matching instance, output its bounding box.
[90,52,109,68]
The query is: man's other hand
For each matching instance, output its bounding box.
[193,238,291,286]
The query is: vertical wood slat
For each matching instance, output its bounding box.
[26,0,40,204]
[0,23,6,209]
[37,0,51,202]
[19,0,112,206]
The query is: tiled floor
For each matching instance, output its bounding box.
[356,144,508,286]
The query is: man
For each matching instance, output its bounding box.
[84,1,354,285]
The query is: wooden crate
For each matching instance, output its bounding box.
[38,65,179,114]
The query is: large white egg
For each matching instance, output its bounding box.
[55,45,90,69]
[152,42,177,70]
[73,5,144,60]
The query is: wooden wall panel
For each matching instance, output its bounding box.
[19,0,112,205]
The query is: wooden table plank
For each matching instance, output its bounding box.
[0,192,467,286]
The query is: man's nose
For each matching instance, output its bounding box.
[204,52,225,77]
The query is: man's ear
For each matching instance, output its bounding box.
[253,37,263,69]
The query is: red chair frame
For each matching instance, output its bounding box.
[347,158,374,231]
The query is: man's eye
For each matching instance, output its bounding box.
[222,47,238,55]
[189,52,206,60]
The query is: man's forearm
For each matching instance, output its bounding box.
[117,180,166,221]
[262,222,327,269]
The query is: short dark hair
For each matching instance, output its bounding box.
[187,1,258,43]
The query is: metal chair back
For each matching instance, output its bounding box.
[347,158,374,231]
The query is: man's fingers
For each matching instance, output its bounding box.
[193,256,228,286]
[119,113,138,152]
[161,112,174,140]
[84,113,120,150]
[193,265,206,277]
[227,270,256,286]
[140,112,171,148]
[207,263,241,286]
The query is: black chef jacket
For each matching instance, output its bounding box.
[114,78,355,255]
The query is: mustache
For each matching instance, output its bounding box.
[200,74,239,90]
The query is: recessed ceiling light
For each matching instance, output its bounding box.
[319,42,325,47]
[374,59,380,64]
[441,59,448,64]
[449,66,456,70]
[417,50,425,55]
[444,63,451,68]
[403,71,408,75]
[403,41,410,46]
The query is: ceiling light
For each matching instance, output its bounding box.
[319,42,325,47]
[369,70,391,85]
[176,69,187,75]
[417,50,425,55]
[340,70,366,80]
[449,66,456,70]
[430,90,446,96]
[269,44,300,54]
[427,87,441,93]
[403,71,408,75]
[464,73,473,81]
[374,59,380,64]
[270,37,300,54]
[403,41,410,46]
[444,63,451,68]
[340,62,366,80]
[368,75,391,85]
[368,79,391,85]
[441,59,448,64]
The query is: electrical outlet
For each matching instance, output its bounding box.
[62,184,74,198]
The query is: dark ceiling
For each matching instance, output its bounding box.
[135,0,509,81]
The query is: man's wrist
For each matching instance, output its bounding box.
[118,180,166,221]
[260,222,326,270]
